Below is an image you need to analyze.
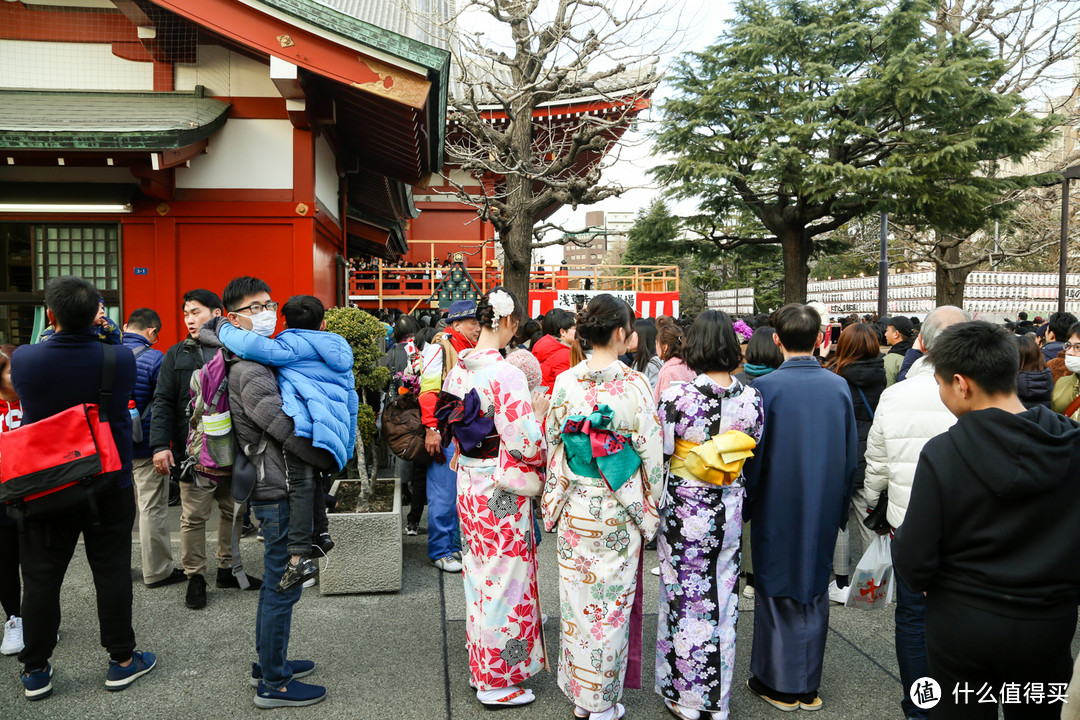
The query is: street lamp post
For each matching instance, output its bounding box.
[878,211,888,319]
[1059,165,1080,312]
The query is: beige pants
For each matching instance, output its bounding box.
[179,478,234,578]
[132,457,176,584]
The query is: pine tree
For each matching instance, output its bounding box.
[653,0,1055,304]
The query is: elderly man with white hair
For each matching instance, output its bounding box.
[862,305,972,720]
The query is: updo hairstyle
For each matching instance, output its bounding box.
[574,293,635,348]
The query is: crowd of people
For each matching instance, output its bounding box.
[376,294,1080,720]
[3,274,1080,719]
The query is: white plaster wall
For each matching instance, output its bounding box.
[176,119,293,189]
[175,46,276,97]
[0,40,153,91]
[314,134,340,223]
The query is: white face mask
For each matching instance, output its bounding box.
[1065,355,1080,375]
[248,310,277,337]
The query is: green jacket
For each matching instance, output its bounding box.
[1051,374,1080,420]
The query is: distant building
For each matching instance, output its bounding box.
[564,210,635,266]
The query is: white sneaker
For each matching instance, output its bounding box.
[433,555,463,573]
[1,616,23,656]
[742,584,755,600]
[828,580,850,604]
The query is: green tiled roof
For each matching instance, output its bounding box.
[264,0,450,71]
[0,89,229,151]
[260,0,449,169]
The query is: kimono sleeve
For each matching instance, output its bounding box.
[629,373,664,515]
[541,372,574,530]
[491,363,546,496]
[743,387,765,444]
[656,385,680,461]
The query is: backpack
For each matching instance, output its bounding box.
[382,393,426,461]
[183,348,234,488]
[128,343,151,444]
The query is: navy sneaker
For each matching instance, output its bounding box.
[249,660,315,688]
[253,678,326,708]
[105,650,157,691]
[21,663,52,700]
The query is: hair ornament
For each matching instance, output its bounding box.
[488,289,515,329]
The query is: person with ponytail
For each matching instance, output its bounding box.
[434,287,549,710]
[542,294,663,720]
[653,311,764,720]
[653,324,696,404]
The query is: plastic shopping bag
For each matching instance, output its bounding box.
[845,535,893,610]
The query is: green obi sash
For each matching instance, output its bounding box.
[561,404,641,492]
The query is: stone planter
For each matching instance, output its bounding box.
[320,477,402,594]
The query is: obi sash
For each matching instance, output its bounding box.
[560,404,640,492]
[434,389,499,460]
[670,430,756,486]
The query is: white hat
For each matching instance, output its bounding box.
[805,301,829,330]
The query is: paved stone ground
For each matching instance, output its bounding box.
[1,484,1075,719]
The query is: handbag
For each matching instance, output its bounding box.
[0,344,122,519]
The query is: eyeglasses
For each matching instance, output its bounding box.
[231,301,278,315]
[1064,342,1080,354]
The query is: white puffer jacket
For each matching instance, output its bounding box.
[863,357,957,528]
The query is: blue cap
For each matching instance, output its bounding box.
[446,300,477,322]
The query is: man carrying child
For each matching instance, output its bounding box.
[198,276,341,708]
[215,293,358,591]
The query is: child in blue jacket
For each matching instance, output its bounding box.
[218,295,359,591]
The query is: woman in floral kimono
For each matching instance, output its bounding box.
[542,294,663,720]
[435,287,550,709]
[654,311,764,720]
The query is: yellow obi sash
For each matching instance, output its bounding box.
[670,430,757,487]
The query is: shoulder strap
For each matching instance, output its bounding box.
[1065,391,1080,420]
[855,386,874,420]
[131,343,151,360]
[99,343,116,422]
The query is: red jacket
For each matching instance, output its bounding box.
[532,334,570,394]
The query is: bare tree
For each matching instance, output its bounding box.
[421,0,674,301]
[916,0,1080,305]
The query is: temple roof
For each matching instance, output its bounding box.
[0,89,228,151]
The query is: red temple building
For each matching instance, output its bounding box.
[0,0,449,345]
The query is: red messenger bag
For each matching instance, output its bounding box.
[0,343,121,519]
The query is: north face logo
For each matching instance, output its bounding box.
[64,450,81,460]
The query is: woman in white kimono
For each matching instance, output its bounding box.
[542,294,664,720]
[435,287,550,709]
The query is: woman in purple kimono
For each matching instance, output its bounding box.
[655,311,764,720]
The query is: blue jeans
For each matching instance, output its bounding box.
[895,573,928,719]
[252,500,303,688]
[425,459,461,561]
